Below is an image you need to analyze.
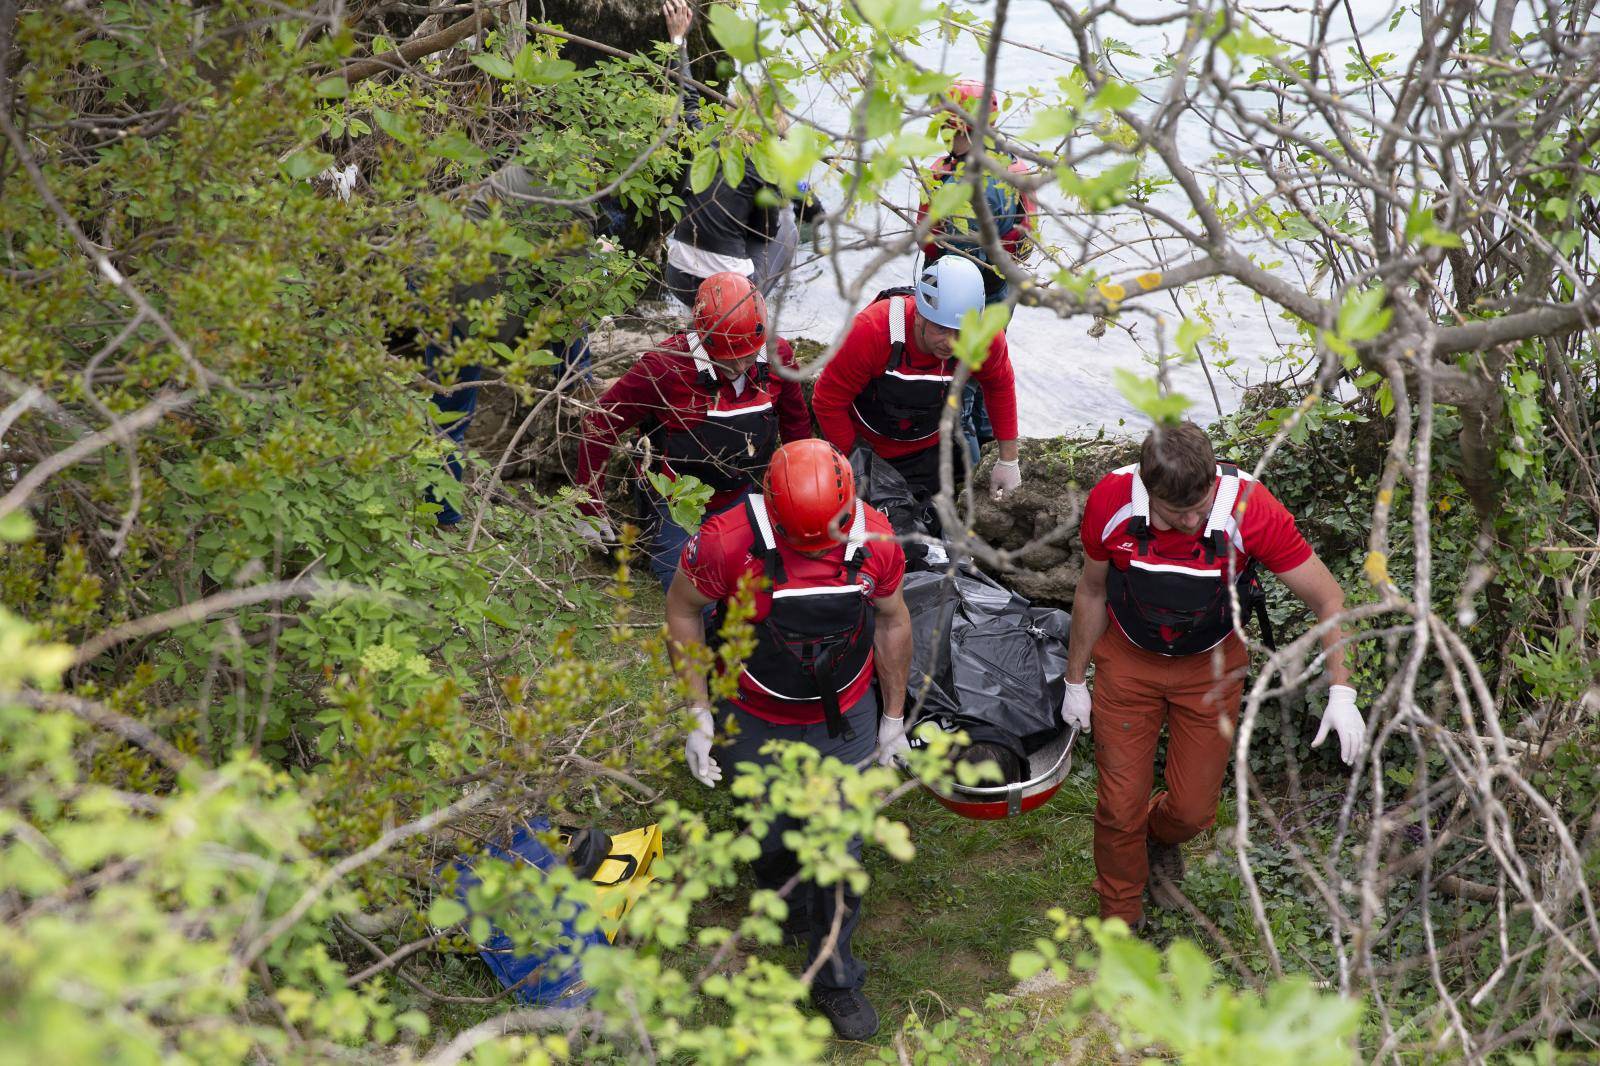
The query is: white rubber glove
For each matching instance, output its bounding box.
[684,705,721,787]
[875,713,910,767]
[1313,684,1366,765]
[575,513,615,549]
[1061,681,1092,733]
[989,457,1022,501]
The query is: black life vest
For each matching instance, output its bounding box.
[849,293,956,444]
[655,333,780,493]
[1104,463,1273,656]
[728,494,876,738]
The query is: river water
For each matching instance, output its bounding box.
[758,0,1410,437]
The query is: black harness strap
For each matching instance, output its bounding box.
[811,642,851,740]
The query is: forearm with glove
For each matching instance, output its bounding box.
[684,704,722,787]
[1313,684,1366,765]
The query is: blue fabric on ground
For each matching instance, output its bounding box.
[451,817,606,1007]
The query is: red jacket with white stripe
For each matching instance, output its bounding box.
[1081,463,1313,655]
[577,334,811,515]
[811,296,1018,460]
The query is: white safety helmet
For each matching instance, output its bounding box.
[913,255,987,330]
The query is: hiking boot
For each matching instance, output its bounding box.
[813,985,880,1041]
[1146,837,1187,909]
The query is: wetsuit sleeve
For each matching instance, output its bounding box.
[811,312,883,454]
[1238,482,1314,574]
[577,355,666,515]
[669,53,704,132]
[772,339,814,443]
[1079,478,1115,562]
[972,332,1019,441]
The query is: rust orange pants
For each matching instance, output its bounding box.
[1090,623,1248,923]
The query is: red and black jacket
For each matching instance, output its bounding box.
[652,334,780,493]
[719,493,876,738]
[1104,463,1272,656]
[848,292,956,445]
[576,335,810,513]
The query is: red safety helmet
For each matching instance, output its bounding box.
[943,78,999,124]
[763,439,855,552]
[692,272,769,362]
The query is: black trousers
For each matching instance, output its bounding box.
[711,687,879,991]
[884,443,970,537]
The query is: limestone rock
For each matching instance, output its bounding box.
[969,436,1139,605]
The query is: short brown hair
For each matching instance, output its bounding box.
[1139,421,1215,507]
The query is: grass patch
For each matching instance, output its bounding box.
[852,774,1098,1037]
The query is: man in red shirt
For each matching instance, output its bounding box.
[811,255,1023,512]
[664,439,913,1041]
[576,273,812,589]
[1064,421,1366,930]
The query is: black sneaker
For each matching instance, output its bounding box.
[1146,837,1186,909]
[812,985,880,1041]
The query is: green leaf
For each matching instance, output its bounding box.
[923,179,975,230]
[313,76,349,99]
[864,86,901,140]
[1113,369,1192,425]
[754,126,826,195]
[1174,317,1211,357]
[1164,939,1214,1000]
[1090,79,1140,113]
[512,45,577,85]
[689,146,719,195]
[280,147,333,181]
[495,232,537,258]
[1058,158,1140,211]
[470,53,517,81]
[954,303,1012,369]
[1009,949,1048,981]
[1024,106,1078,142]
[647,471,714,532]
[1336,285,1391,343]
[1404,200,1464,248]
[855,0,935,35]
[428,897,467,927]
[719,141,746,190]
[371,107,419,145]
[429,131,487,166]
[0,511,36,543]
[706,5,761,63]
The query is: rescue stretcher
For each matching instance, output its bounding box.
[850,446,1084,820]
[916,722,1082,820]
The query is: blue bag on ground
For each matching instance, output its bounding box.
[451,817,607,1007]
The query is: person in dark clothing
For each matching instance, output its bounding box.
[425,163,626,524]
[661,0,786,306]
